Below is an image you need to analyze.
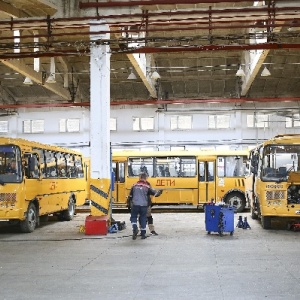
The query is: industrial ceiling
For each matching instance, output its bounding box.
[0,0,299,112]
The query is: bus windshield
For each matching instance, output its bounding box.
[0,145,22,183]
[262,145,300,181]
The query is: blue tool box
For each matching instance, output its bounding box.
[204,204,234,236]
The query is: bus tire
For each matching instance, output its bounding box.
[261,216,272,229]
[61,197,75,221]
[224,192,246,213]
[20,203,37,233]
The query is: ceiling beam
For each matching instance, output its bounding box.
[0,1,28,18]
[0,2,75,101]
[1,59,70,99]
[240,0,285,96]
[113,29,158,98]
[127,54,157,98]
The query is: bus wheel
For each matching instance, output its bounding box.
[61,197,75,221]
[20,203,37,233]
[261,216,272,229]
[224,192,245,213]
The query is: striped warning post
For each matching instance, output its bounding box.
[89,178,111,217]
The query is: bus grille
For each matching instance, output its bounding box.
[266,190,285,201]
[0,193,17,206]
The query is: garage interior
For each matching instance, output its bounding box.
[0,1,299,108]
[1,1,300,300]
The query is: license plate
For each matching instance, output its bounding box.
[295,210,300,214]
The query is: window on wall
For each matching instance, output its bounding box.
[170,115,192,130]
[23,120,44,133]
[59,118,80,132]
[0,121,8,133]
[247,114,269,128]
[286,114,300,128]
[110,118,117,131]
[133,117,154,131]
[208,115,230,129]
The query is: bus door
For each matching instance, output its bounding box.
[198,160,215,204]
[112,161,126,206]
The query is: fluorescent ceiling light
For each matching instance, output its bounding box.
[261,66,271,77]
[236,66,245,77]
[46,74,56,83]
[151,70,161,80]
[23,77,33,85]
[127,68,137,80]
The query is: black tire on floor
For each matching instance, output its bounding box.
[20,203,37,233]
[224,192,246,213]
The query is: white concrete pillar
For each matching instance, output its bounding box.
[89,23,111,218]
[90,23,111,179]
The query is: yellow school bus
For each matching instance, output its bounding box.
[246,134,300,229]
[0,137,87,232]
[112,149,248,212]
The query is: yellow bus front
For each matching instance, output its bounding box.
[0,144,28,221]
[252,139,300,228]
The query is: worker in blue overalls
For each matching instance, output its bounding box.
[129,172,161,240]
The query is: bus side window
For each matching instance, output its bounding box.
[56,152,67,178]
[74,155,84,178]
[140,166,148,176]
[128,165,134,176]
[208,161,214,181]
[158,165,165,177]
[199,162,205,182]
[165,167,170,177]
[26,154,39,179]
[119,162,125,183]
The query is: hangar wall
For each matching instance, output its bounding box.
[0,102,299,153]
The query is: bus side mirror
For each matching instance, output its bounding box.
[250,155,258,175]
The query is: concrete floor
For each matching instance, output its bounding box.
[0,211,300,300]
